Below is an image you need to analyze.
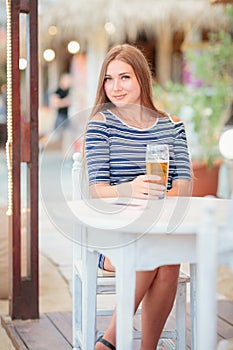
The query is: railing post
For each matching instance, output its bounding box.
[6,0,39,319]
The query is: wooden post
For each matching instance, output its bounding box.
[156,26,172,85]
[86,32,108,107]
[6,0,39,319]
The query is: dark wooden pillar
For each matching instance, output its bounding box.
[6,0,39,319]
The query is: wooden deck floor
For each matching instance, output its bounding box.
[1,300,233,350]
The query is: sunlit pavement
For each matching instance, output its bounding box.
[0,148,74,292]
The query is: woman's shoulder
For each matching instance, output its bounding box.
[170,114,183,124]
[90,109,115,122]
[158,113,183,127]
[163,114,182,124]
[87,111,112,136]
[156,114,186,137]
[90,112,106,122]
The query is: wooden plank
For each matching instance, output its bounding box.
[46,312,72,345]
[1,316,28,350]
[13,315,72,350]
[2,315,72,350]
[217,316,233,339]
[186,305,225,347]
[218,300,233,325]
[3,303,233,350]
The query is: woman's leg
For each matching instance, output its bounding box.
[103,256,115,272]
[95,264,180,350]
[140,264,180,350]
[95,269,158,350]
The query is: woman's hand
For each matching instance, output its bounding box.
[130,175,166,199]
[90,175,165,200]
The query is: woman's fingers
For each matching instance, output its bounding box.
[145,184,165,198]
[131,175,166,199]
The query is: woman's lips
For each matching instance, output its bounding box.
[113,94,126,100]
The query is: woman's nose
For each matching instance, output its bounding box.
[113,79,122,91]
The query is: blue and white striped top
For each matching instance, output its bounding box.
[85,109,191,190]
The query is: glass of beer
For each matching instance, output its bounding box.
[146,143,169,198]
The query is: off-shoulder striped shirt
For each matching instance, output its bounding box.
[85,109,191,190]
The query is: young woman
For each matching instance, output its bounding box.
[85,44,192,350]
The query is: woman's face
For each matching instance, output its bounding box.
[104,59,141,106]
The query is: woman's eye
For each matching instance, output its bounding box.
[122,75,130,80]
[104,77,112,82]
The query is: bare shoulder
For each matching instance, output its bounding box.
[91,113,105,122]
[169,114,181,123]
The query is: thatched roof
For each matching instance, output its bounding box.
[39,0,228,49]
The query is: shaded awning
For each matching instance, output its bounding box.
[39,0,228,49]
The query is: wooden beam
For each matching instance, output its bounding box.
[20,0,29,13]
[210,0,233,4]
[7,0,39,320]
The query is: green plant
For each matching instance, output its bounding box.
[153,81,231,167]
[153,6,233,167]
[188,84,231,166]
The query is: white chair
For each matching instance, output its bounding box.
[216,196,233,350]
[72,152,196,350]
[218,194,233,270]
[196,195,233,350]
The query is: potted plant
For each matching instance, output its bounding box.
[153,6,233,196]
[185,83,231,196]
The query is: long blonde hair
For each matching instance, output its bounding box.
[91,44,167,118]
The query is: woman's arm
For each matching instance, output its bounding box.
[167,179,192,197]
[169,117,192,196]
[90,175,166,200]
[90,178,192,199]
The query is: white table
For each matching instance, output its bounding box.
[68,196,230,350]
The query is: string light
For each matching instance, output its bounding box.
[43,49,55,62]
[67,41,80,54]
[19,58,27,70]
[48,25,58,36]
[104,22,116,35]
[6,0,13,216]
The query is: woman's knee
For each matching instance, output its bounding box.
[156,265,180,286]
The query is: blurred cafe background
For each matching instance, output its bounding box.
[0,0,233,197]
